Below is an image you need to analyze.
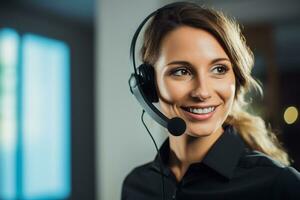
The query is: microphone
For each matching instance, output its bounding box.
[167,117,186,136]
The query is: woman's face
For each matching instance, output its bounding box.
[155,26,236,137]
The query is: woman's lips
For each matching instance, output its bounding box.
[181,106,217,121]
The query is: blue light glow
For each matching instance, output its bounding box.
[21,34,70,199]
[0,28,19,200]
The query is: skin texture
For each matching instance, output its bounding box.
[155,26,236,181]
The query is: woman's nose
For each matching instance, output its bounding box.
[190,77,211,101]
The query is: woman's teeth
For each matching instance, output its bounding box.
[187,106,215,114]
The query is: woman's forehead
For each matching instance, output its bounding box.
[158,26,229,64]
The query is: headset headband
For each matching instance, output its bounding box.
[130,1,191,72]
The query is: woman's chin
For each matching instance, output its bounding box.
[185,129,213,138]
[183,124,220,138]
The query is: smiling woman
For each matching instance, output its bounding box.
[123,2,300,200]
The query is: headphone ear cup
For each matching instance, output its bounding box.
[137,63,159,103]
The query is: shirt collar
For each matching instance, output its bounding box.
[152,124,246,180]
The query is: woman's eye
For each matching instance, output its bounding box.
[171,68,191,76]
[211,65,229,75]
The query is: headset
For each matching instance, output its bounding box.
[128,2,188,137]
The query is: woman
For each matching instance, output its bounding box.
[122,2,300,200]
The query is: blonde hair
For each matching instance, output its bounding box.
[141,2,291,165]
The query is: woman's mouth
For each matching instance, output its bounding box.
[180,106,217,120]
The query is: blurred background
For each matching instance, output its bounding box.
[0,0,299,199]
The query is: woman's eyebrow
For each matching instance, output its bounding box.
[166,60,191,66]
[210,58,231,64]
[166,58,231,66]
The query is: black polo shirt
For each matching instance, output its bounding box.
[121,125,300,200]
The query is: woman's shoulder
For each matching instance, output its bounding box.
[121,161,157,199]
[238,148,300,180]
[239,148,300,198]
[239,149,286,169]
[122,161,155,186]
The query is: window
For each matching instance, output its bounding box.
[0,28,71,200]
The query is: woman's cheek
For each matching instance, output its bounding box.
[215,79,236,105]
[158,78,188,103]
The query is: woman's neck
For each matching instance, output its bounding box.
[168,127,224,182]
